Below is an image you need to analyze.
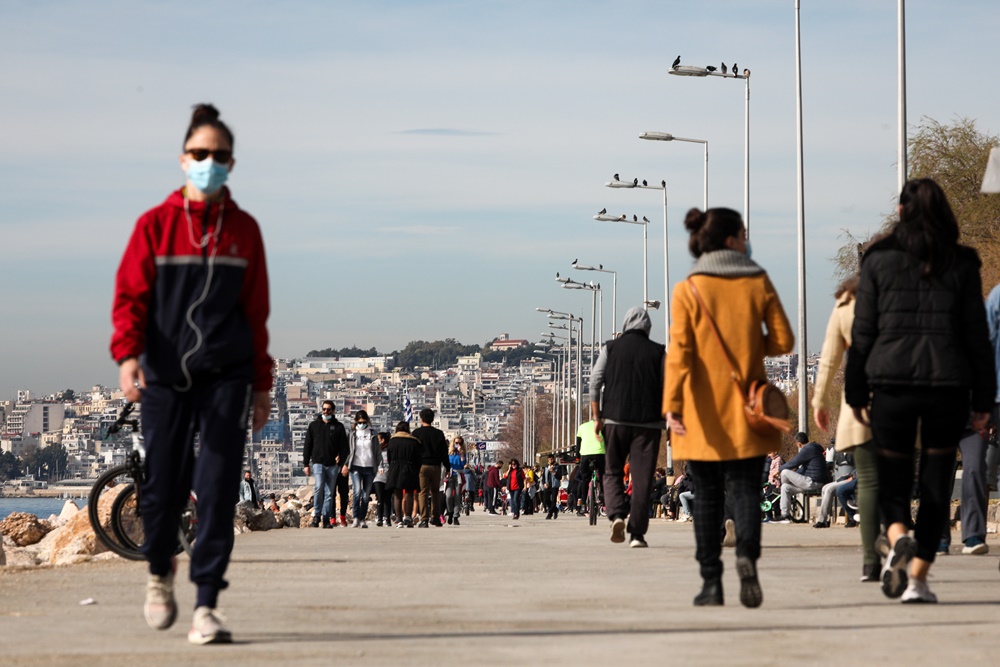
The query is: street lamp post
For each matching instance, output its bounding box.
[593,210,651,310]
[602,178,670,341]
[638,132,708,210]
[668,64,750,234]
[794,0,809,432]
[556,275,600,369]
[572,260,616,338]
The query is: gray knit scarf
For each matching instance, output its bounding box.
[688,249,765,278]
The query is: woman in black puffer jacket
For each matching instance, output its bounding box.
[846,178,996,604]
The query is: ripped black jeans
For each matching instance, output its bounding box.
[870,387,967,563]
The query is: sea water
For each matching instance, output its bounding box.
[0,497,88,521]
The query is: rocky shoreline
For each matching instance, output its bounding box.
[0,485,327,570]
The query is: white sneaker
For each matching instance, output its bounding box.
[360,520,369,529]
[188,606,232,645]
[610,518,626,543]
[962,541,989,555]
[352,518,361,528]
[901,579,938,604]
[143,571,177,630]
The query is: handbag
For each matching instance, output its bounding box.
[687,278,792,436]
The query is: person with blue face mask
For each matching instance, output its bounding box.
[111,103,273,646]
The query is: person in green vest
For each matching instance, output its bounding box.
[576,419,606,514]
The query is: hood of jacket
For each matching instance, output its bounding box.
[621,307,652,335]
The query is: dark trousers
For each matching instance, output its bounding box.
[139,367,252,609]
[687,456,765,581]
[485,486,497,512]
[335,472,349,518]
[871,387,967,563]
[373,481,391,522]
[544,487,559,518]
[418,465,441,521]
[602,424,660,538]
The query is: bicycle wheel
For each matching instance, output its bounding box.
[88,464,143,559]
[790,496,807,523]
[110,483,146,560]
[588,481,598,525]
[177,492,197,557]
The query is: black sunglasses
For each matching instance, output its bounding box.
[186,148,233,163]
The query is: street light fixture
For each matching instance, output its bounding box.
[602,178,671,341]
[668,63,750,235]
[572,260,616,338]
[561,280,601,363]
[593,210,650,309]
[638,132,708,210]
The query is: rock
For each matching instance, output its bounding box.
[233,502,280,531]
[59,500,80,521]
[2,546,39,568]
[280,509,300,528]
[0,537,5,566]
[43,508,108,565]
[299,513,316,528]
[0,512,54,547]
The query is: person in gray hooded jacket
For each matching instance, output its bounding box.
[590,307,666,548]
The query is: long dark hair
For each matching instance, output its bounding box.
[894,178,959,276]
[684,207,744,258]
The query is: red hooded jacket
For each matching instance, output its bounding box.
[110,188,273,391]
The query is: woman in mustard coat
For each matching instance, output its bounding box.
[664,207,795,608]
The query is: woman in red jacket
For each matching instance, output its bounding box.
[111,104,272,645]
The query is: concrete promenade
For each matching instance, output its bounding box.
[2,510,1000,666]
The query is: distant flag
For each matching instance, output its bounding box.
[403,386,412,423]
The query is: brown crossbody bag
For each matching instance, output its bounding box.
[687,278,792,436]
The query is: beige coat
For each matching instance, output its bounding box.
[664,273,795,461]
[811,291,872,451]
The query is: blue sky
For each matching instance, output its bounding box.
[2,1,998,397]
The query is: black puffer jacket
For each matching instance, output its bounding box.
[845,235,996,412]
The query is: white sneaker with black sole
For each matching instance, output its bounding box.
[188,606,232,645]
[881,534,916,599]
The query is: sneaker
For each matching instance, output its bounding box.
[144,571,177,630]
[937,540,950,555]
[773,515,792,524]
[962,539,989,555]
[844,518,858,528]
[722,519,736,548]
[901,579,938,604]
[736,556,763,608]
[340,516,348,527]
[310,516,320,528]
[629,535,648,548]
[812,520,830,529]
[352,518,361,528]
[881,535,916,599]
[188,606,232,645]
[394,521,403,529]
[376,519,383,527]
[679,514,692,523]
[859,562,880,582]
[454,516,460,526]
[418,520,429,528]
[610,518,626,544]
[447,515,454,525]
[402,517,413,528]
[360,520,368,529]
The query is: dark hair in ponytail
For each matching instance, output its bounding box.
[684,207,743,258]
[183,103,235,149]
[894,178,958,276]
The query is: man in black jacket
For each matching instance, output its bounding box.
[413,408,449,527]
[590,307,666,548]
[303,400,348,528]
[775,432,830,523]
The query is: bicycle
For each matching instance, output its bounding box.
[586,466,607,526]
[88,402,197,560]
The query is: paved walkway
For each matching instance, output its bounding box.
[2,510,1000,666]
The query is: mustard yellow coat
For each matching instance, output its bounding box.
[663,273,795,461]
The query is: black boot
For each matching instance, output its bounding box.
[693,578,724,606]
[736,557,763,608]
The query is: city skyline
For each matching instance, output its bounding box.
[2,2,998,397]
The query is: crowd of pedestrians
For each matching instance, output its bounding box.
[112,101,999,648]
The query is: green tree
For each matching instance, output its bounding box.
[59,388,76,401]
[0,451,20,481]
[20,444,69,481]
[833,117,1000,287]
[307,346,381,357]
